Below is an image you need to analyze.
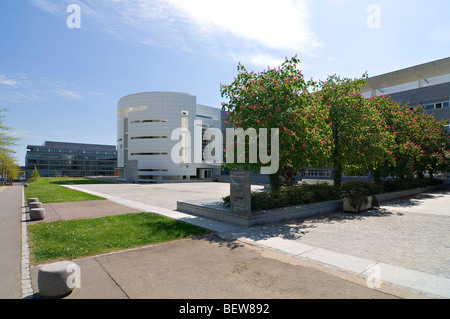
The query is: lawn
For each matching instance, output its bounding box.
[25,177,109,203]
[28,212,210,263]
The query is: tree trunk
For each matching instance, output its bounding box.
[333,163,342,190]
[269,171,281,193]
[373,169,382,184]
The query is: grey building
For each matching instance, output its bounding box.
[25,141,117,178]
[361,57,450,130]
[303,57,450,182]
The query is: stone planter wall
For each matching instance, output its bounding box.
[177,182,449,227]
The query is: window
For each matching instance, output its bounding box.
[436,103,442,109]
[196,114,213,119]
[306,169,331,177]
[130,136,168,140]
[130,120,168,124]
[130,152,168,156]
[425,104,435,110]
[444,101,449,108]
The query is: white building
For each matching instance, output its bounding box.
[117,92,225,182]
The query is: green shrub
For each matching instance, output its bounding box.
[222,178,443,211]
[224,183,340,211]
[341,180,383,198]
[380,178,442,193]
[28,166,40,183]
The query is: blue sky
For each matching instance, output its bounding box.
[1,0,449,166]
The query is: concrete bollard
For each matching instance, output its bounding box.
[29,202,43,210]
[38,261,80,298]
[27,198,39,206]
[30,208,45,221]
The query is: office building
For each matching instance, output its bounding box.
[303,57,450,182]
[361,57,450,130]
[117,92,225,182]
[25,141,117,178]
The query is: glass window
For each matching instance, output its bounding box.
[443,101,449,108]
[425,104,435,110]
[435,103,442,109]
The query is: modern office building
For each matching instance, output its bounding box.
[25,141,117,178]
[117,92,225,182]
[303,57,450,182]
[361,57,450,130]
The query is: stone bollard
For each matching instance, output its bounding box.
[29,202,43,210]
[30,208,45,221]
[27,198,39,206]
[38,261,80,298]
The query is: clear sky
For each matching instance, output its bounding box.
[1,0,449,166]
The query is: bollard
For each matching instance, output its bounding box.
[30,208,45,221]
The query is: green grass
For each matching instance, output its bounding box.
[25,177,109,203]
[28,212,210,263]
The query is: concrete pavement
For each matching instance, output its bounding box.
[62,183,450,299]
[7,181,449,299]
[0,185,24,299]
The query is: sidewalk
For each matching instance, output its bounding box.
[24,196,400,299]
[0,185,24,299]
[62,184,450,299]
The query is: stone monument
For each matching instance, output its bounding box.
[230,170,251,215]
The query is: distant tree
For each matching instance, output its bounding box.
[28,166,40,183]
[0,107,19,185]
[0,107,17,149]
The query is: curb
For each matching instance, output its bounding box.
[21,186,34,298]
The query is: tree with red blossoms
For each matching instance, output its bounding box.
[220,56,329,191]
[371,96,450,179]
[316,75,396,189]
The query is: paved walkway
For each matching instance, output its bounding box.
[6,181,447,299]
[0,185,24,299]
[63,183,450,299]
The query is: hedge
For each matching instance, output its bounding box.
[223,178,443,211]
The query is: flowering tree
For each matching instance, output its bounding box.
[220,56,329,191]
[221,56,449,192]
[316,75,395,188]
[370,96,450,179]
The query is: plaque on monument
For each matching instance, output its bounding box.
[230,171,251,215]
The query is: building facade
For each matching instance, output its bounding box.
[25,141,117,178]
[117,92,225,182]
[361,57,450,130]
[303,57,450,182]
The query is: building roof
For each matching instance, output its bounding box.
[27,141,116,151]
[362,57,450,93]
